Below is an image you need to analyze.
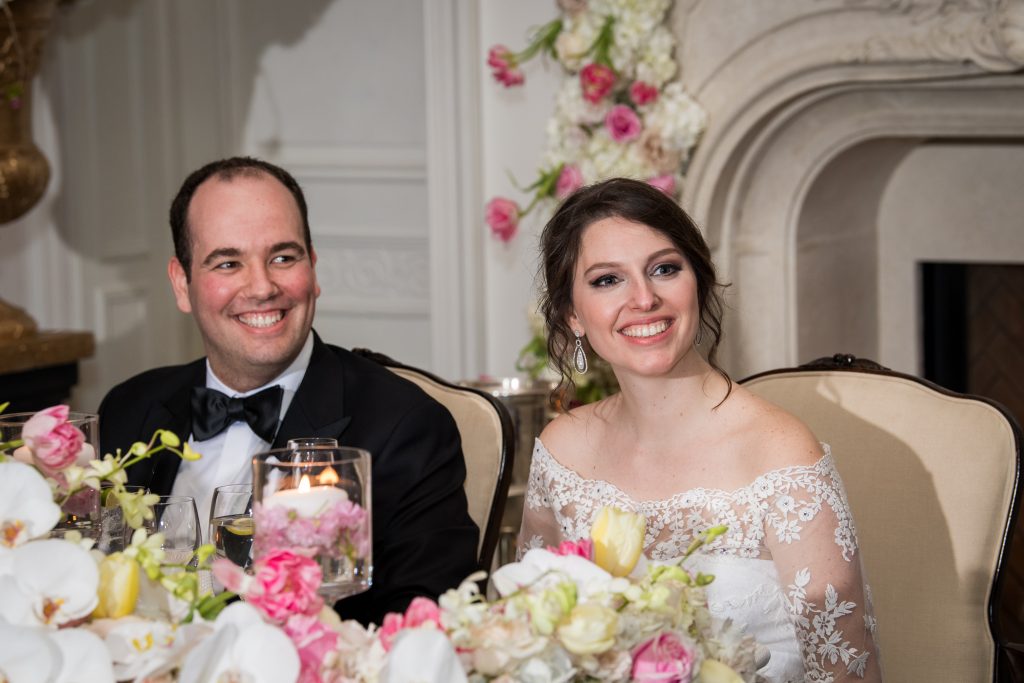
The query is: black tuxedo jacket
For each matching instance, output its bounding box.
[98,332,479,626]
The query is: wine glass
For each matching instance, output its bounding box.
[136,495,201,566]
[209,484,254,569]
[286,437,339,449]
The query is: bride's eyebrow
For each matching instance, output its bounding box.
[582,248,682,276]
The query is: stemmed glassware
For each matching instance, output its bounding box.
[209,483,254,569]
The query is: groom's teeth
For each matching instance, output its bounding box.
[622,321,669,338]
[238,311,283,328]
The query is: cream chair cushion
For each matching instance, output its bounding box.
[387,365,507,563]
[744,369,1018,682]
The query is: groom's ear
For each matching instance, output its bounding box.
[168,257,192,314]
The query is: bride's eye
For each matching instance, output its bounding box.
[651,262,682,277]
[591,273,620,288]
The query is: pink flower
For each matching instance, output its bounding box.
[284,613,340,683]
[246,549,325,622]
[630,81,659,107]
[487,45,524,88]
[556,164,585,199]
[631,633,697,683]
[21,406,87,477]
[605,105,642,143]
[548,539,593,560]
[580,63,616,103]
[378,597,443,652]
[486,197,520,243]
[647,175,677,195]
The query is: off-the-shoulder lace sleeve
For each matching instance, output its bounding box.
[517,440,566,557]
[759,452,882,681]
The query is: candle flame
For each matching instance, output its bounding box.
[319,466,339,485]
[298,474,311,492]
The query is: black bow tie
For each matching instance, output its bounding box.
[190,385,284,443]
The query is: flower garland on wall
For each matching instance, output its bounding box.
[484,0,707,243]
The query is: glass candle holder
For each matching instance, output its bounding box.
[252,447,372,603]
[0,410,101,540]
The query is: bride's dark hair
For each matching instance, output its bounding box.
[539,177,730,406]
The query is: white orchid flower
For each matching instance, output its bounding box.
[491,548,612,600]
[0,462,62,547]
[178,602,299,683]
[103,617,210,682]
[0,622,62,683]
[49,629,115,683]
[0,538,98,627]
[0,623,114,683]
[384,628,468,683]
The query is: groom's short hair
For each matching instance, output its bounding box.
[169,156,312,280]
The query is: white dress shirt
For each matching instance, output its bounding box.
[172,334,314,540]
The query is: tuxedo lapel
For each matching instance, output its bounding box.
[273,333,352,448]
[145,363,202,495]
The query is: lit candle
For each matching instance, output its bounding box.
[264,473,348,517]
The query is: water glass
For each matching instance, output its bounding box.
[252,447,372,603]
[98,484,147,554]
[134,495,201,566]
[209,483,254,569]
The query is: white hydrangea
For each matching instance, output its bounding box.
[555,13,602,70]
[553,77,610,127]
[636,25,678,86]
[644,82,708,153]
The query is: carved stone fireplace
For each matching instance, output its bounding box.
[672,0,1024,378]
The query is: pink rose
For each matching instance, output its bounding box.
[246,549,324,622]
[548,539,593,560]
[647,175,677,195]
[485,197,520,243]
[284,613,340,683]
[631,633,697,683]
[630,81,659,107]
[487,45,524,88]
[378,597,443,652]
[605,104,642,143]
[580,63,616,103]
[21,405,87,476]
[556,164,585,199]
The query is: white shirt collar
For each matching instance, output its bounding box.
[205,332,314,420]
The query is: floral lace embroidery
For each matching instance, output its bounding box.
[787,568,871,681]
[524,440,858,562]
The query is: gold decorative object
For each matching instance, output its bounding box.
[0,0,59,224]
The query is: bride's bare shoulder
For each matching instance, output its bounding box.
[538,400,610,466]
[723,385,824,469]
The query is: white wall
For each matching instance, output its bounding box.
[478,1,562,379]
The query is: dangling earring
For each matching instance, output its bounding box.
[694,324,704,347]
[573,329,589,374]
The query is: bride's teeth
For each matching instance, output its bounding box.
[622,321,669,338]
[239,311,283,328]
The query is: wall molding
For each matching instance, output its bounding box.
[423,0,484,379]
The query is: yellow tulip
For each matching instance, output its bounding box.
[590,506,646,577]
[698,659,744,683]
[92,552,140,619]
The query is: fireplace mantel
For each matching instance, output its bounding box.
[672,0,1024,376]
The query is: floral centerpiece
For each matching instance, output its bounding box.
[484,0,707,243]
[0,404,759,683]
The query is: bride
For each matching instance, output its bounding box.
[518,178,882,682]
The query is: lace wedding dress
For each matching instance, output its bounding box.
[519,439,882,683]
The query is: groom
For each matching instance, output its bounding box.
[98,156,479,626]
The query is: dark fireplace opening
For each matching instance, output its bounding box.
[921,261,1024,667]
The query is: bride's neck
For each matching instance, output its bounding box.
[609,359,728,432]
